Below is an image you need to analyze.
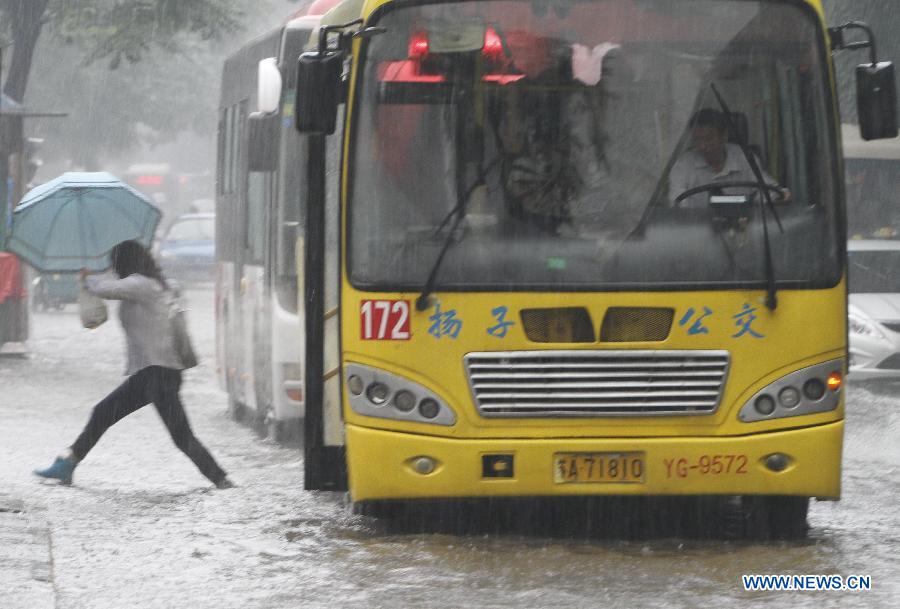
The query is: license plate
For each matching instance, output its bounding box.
[554,452,645,484]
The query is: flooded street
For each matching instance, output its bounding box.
[3,1,899,607]
[2,288,898,608]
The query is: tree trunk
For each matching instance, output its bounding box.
[1,0,48,245]
[2,0,50,102]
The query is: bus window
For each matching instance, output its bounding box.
[217,108,227,195]
[223,106,234,194]
[275,95,307,312]
[350,0,839,290]
[246,172,271,265]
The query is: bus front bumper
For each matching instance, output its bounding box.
[346,421,843,502]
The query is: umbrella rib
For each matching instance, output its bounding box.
[90,189,147,234]
[10,190,80,272]
[143,208,163,246]
[4,228,47,270]
[42,191,80,261]
[9,180,158,272]
[79,192,110,268]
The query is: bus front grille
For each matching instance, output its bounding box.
[465,350,730,418]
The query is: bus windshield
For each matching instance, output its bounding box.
[349,0,839,291]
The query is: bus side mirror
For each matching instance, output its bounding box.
[831,21,899,141]
[295,50,343,134]
[857,62,899,141]
[248,112,280,172]
[257,57,282,115]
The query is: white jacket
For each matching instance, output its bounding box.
[85,273,184,375]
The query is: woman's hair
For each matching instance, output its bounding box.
[109,240,167,288]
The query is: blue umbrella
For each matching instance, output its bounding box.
[5,172,162,272]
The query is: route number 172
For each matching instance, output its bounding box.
[360,300,411,340]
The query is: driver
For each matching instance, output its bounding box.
[668,108,789,208]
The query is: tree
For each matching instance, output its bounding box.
[18,0,305,171]
[1,0,50,102]
[1,1,243,103]
[0,1,239,234]
[1,0,305,214]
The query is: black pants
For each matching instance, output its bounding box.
[70,366,227,484]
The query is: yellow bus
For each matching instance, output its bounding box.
[294,0,897,538]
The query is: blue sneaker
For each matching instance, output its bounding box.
[34,457,76,485]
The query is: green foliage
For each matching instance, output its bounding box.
[27,36,221,166]
[47,0,244,69]
[3,0,306,167]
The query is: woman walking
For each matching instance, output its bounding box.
[34,240,232,489]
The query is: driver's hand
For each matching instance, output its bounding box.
[777,188,792,203]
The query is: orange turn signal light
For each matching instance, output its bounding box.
[826,372,843,391]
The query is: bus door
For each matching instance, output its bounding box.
[216,101,245,399]
[240,162,275,415]
[231,98,260,412]
[302,109,347,491]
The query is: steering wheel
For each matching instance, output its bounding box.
[673,181,785,205]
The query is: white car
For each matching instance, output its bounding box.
[848,239,900,379]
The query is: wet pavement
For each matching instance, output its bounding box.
[2,288,899,608]
[0,493,54,607]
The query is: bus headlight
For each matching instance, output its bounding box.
[739,359,842,423]
[418,398,440,419]
[393,390,417,412]
[344,363,456,426]
[366,382,390,406]
[754,395,776,416]
[802,378,826,401]
[777,386,801,409]
[347,375,364,396]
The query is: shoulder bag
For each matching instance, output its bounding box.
[168,290,199,369]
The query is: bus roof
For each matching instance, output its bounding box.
[307,0,345,16]
[843,123,900,161]
[357,0,828,20]
[286,15,323,31]
[305,0,365,51]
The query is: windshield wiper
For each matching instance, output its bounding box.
[628,92,709,240]
[415,157,500,312]
[710,83,782,311]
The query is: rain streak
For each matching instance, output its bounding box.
[2,1,900,608]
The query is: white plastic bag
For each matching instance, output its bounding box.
[78,285,107,329]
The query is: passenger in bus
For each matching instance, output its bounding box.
[494,34,642,234]
[668,108,790,208]
[492,32,573,230]
[33,241,233,490]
